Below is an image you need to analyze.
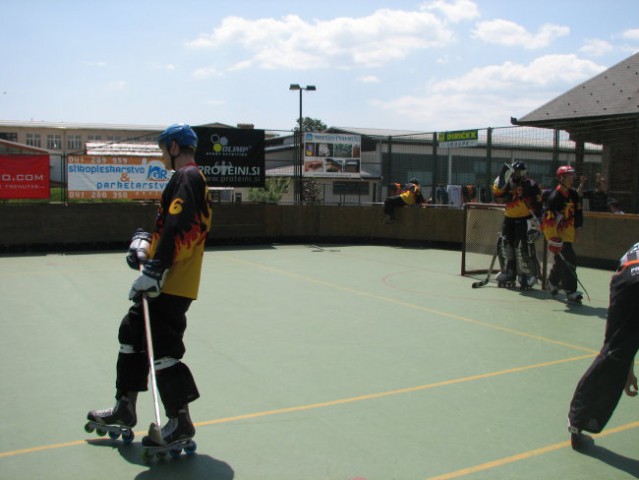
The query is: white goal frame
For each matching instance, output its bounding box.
[461,203,547,287]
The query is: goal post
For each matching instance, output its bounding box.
[461,203,547,286]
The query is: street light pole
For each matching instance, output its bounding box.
[289,84,316,205]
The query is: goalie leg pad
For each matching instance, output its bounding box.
[516,239,539,282]
[498,235,515,275]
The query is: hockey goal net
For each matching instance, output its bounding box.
[461,203,547,285]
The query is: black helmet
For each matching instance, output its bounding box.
[511,161,527,181]
[409,178,419,185]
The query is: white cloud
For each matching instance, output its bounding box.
[187,9,457,70]
[193,66,222,79]
[431,55,604,92]
[359,75,380,83]
[622,28,639,40]
[164,64,178,71]
[421,0,480,23]
[106,80,127,91]
[372,55,605,129]
[472,19,569,49]
[579,39,614,57]
[86,61,107,68]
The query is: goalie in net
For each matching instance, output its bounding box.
[462,161,545,289]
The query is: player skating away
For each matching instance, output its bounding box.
[86,124,212,450]
[541,165,584,304]
[567,242,639,450]
[491,161,543,290]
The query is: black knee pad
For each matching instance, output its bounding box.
[157,362,200,417]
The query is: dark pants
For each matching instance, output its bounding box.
[548,242,577,293]
[116,293,199,417]
[568,269,639,433]
[384,196,406,218]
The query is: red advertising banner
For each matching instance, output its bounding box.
[0,155,50,199]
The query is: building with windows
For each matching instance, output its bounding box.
[0,121,163,155]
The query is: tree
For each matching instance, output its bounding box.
[247,177,290,204]
[294,117,327,133]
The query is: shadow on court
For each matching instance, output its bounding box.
[86,439,235,480]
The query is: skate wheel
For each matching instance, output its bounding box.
[156,450,168,459]
[96,428,107,437]
[84,423,95,434]
[170,448,182,458]
[185,440,197,455]
[142,449,155,462]
[122,430,135,444]
[570,432,587,450]
[108,430,120,441]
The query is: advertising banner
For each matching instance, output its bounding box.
[0,154,50,199]
[303,132,361,178]
[67,155,170,200]
[437,129,479,148]
[194,127,265,187]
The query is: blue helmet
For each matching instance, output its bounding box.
[158,124,198,149]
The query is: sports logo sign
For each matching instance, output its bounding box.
[194,127,265,187]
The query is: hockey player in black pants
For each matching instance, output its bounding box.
[567,242,639,450]
[86,124,213,447]
[491,161,543,290]
[542,165,584,304]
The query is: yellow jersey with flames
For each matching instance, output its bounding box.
[148,164,212,300]
[400,183,421,205]
[492,177,542,218]
[541,186,583,243]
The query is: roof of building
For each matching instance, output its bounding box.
[0,138,50,154]
[328,126,435,140]
[513,52,639,127]
[266,164,380,179]
[85,142,161,156]
[0,120,239,131]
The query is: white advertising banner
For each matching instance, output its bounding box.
[67,155,171,200]
[303,132,361,178]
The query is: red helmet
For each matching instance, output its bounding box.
[556,165,575,179]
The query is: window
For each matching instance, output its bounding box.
[87,135,102,141]
[47,134,62,150]
[26,133,42,148]
[0,132,18,142]
[333,182,369,195]
[67,134,82,150]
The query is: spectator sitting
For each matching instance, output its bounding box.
[608,198,624,214]
[383,178,424,223]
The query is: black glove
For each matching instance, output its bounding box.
[126,229,152,270]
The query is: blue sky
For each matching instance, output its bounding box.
[2,0,638,132]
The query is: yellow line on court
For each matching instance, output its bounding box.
[0,354,592,459]
[225,256,600,355]
[195,354,593,427]
[0,440,86,458]
[425,421,639,480]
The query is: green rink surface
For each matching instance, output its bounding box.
[0,244,637,480]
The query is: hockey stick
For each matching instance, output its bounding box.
[472,245,499,288]
[139,264,164,442]
[557,251,591,301]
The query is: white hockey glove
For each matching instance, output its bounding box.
[526,217,541,242]
[504,167,513,185]
[126,229,152,270]
[129,260,168,302]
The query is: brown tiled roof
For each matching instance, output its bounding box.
[513,52,639,126]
